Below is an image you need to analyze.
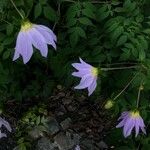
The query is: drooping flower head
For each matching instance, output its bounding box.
[72,58,98,96]
[13,20,57,64]
[0,117,12,139]
[116,110,146,138]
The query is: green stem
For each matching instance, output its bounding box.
[10,0,24,19]
[136,81,143,108]
[101,65,139,71]
[113,73,138,100]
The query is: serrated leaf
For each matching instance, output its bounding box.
[36,116,41,125]
[78,17,93,26]
[138,36,148,50]
[82,8,95,19]
[34,3,42,19]
[39,0,47,4]
[111,26,124,42]
[139,49,145,61]
[6,24,14,35]
[70,32,78,47]
[117,35,128,46]
[67,18,77,27]
[99,11,110,21]
[106,22,119,33]
[43,6,57,21]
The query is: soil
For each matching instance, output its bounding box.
[0,86,115,150]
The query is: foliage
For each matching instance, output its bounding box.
[14,104,49,150]
[0,0,150,149]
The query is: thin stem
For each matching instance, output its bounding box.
[102,62,138,66]
[114,73,138,100]
[10,0,24,19]
[53,3,61,31]
[0,19,12,25]
[62,0,111,4]
[136,81,143,108]
[101,65,139,71]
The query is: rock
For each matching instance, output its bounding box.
[54,132,80,150]
[55,105,67,116]
[47,118,60,135]
[62,98,72,105]
[67,104,77,112]
[60,118,72,130]
[80,139,98,150]
[97,141,108,149]
[36,137,55,150]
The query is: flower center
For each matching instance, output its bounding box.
[21,21,33,32]
[91,67,98,77]
[130,111,140,118]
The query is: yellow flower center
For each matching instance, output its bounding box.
[21,21,33,32]
[130,111,140,118]
[91,67,98,77]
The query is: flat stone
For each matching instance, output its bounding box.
[97,141,108,149]
[54,132,79,150]
[36,137,55,150]
[80,139,98,150]
[47,118,60,135]
[60,118,72,130]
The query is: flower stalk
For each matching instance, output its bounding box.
[101,65,139,71]
[113,73,138,100]
[10,0,24,19]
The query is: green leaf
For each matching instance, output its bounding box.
[67,18,77,27]
[36,116,41,125]
[78,17,93,26]
[34,3,42,19]
[70,32,78,47]
[39,0,47,5]
[117,35,128,46]
[111,26,124,42]
[138,36,148,50]
[106,22,119,33]
[43,6,57,21]
[6,24,14,35]
[82,8,95,19]
[139,49,145,61]
[2,49,11,60]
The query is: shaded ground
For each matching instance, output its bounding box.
[0,86,115,150]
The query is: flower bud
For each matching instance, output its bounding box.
[104,100,114,109]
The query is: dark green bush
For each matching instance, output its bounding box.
[1,0,150,149]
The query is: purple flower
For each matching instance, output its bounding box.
[0,117,12,139]
[72,58,98,96]
[116,111,146,138]
[13,20,57,64]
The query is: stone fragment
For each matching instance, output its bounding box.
[36,137,55,150]
[60,118,72,130]
[54,132,79,150]
[47,118,60,135]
